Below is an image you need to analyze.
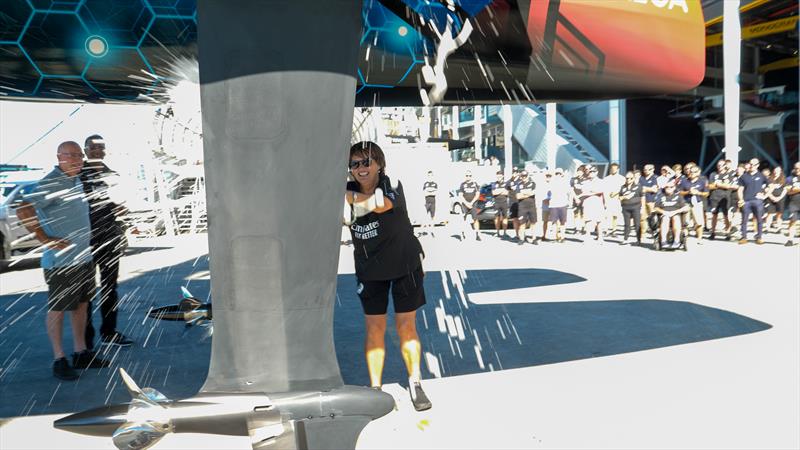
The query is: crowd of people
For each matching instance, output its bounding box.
[16,136,132,381]
[426,159,800,248]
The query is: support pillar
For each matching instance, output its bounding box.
[474,105,483,160]
[723,0,742,166]
[503,104,513,178]
[609,100,626,170]
[546,102,557,170]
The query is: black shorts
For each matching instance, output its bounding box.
[44,263,96,312]
[495,201,509,218]
[765,200,784,214]
[548,207,567,224]
[517,200,537,225]
[357,266,426,315]
[509,202,519,219]
[787,201,800,219]
[424,196,436,218]
[464,205,479,221]
[708,196,729,215]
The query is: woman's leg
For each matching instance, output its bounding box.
[365,314,387,388]
[395,310,422,382]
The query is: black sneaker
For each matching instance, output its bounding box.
[53,357,78,381]
[709,233,715,240]
[101,332,133,347]
[72,350,111,369]
[475,234,482,241]
[409,382,432,411]
[786,240,794,247]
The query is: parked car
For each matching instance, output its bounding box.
[449,184,498,225]
[0,181,39,259]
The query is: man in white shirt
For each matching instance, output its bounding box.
[546,168,573,242]
[603,163,625,236]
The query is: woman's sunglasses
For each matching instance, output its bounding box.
[349,158,372,170]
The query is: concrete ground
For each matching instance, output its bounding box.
[0,225,798,449]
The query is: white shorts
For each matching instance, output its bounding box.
[583,197,605,222]
[605,198,622,215]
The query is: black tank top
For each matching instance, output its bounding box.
[347,175,424,281]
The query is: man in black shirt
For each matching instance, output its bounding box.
[80,135,132,349]
[615,171,644,245]
[457,171,482,241]
[639,164,659,234]
[491,171,510,238]
[515,171,538,244]
[707,159,733,240]
[422,171,438,237]
[737,158,770,244]
[654,182,689,249]
[784,162,800,246]
[679,165,709,242]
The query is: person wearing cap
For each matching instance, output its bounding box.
[514,170,538,244]
[421,170,438,237]
[457,170,482,241]
[576,166,605,243]
[491,171,510,238]
[546,168,572,242]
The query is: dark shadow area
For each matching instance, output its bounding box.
[0,262,771,418]
[334,270,772,387]
[0,255,212,418]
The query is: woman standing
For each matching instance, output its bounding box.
[344,141,432,411]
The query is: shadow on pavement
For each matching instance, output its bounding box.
[0,261,771,418]
[334,269,772,386]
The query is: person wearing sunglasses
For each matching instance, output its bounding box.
[343,141,431,411]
